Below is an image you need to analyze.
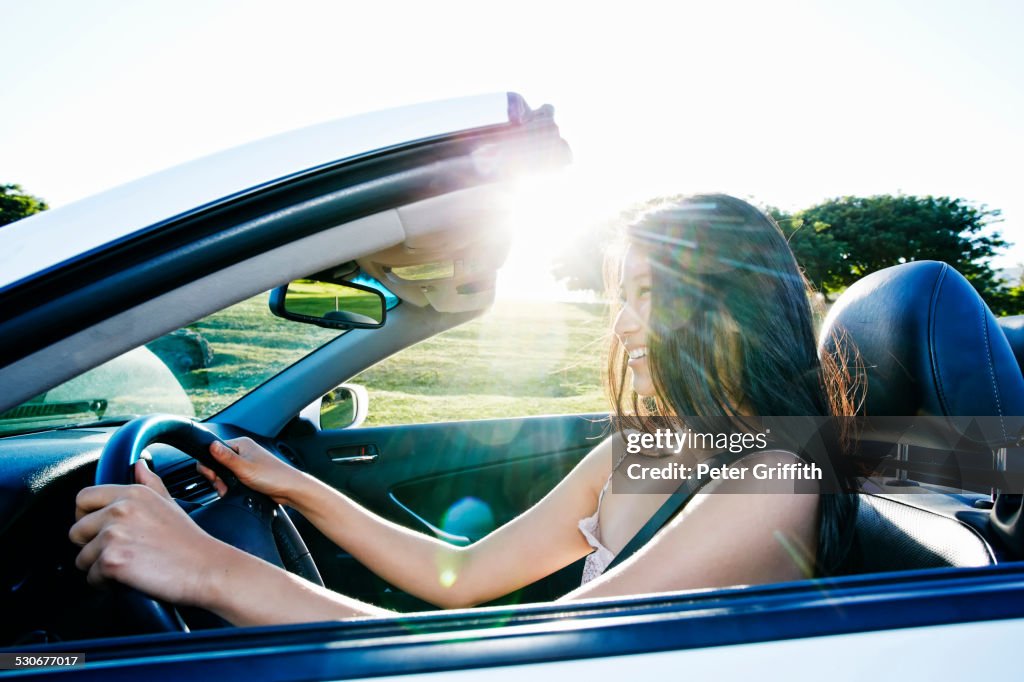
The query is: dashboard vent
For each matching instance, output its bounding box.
[162,463,218,505]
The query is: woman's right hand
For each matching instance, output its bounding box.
[198,438,308,506]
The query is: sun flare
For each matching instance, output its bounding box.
[497,168,634,303]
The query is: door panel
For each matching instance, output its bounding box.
[283,413,607,609]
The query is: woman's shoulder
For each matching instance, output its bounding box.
[570,432,629,501]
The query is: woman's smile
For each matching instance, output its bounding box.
[626,346,647,362]
[614,244,655,397]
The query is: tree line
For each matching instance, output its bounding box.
[552,194,1024,316]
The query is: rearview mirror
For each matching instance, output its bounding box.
[269,279,386,329]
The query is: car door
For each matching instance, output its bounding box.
[286,413,606,609]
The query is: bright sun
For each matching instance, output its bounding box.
[497,167,630,303]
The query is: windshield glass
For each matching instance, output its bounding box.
[0,290,350,436]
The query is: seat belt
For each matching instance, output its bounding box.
[604,448,754,572]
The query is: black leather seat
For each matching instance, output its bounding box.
[820,261,1024,572]
[848,495,994,571]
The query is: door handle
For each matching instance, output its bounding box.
[328,443,379,464]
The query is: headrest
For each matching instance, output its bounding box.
[819,260,1024,451]
[997,315,1024,372]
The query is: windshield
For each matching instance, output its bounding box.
[0,290,347,436]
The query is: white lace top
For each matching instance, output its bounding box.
[577,476,616,584]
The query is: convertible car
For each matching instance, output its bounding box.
[2,93,1024,680]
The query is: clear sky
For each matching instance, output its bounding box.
[2,0,1023,273]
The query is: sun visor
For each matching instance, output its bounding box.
[358,186,513,312]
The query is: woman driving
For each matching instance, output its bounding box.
[69,194,859,624]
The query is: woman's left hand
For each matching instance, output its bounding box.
[69,460,229,607]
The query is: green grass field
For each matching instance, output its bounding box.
[182,295,339,415]
[178,296,610,425]
[354,300,610,425]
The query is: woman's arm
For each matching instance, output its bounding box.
[197,541,394,624]
[73,435,615,624]
[212,436,611,609]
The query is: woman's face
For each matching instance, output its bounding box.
[614,244,655,397]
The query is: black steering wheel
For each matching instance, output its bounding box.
[95,414,323,632]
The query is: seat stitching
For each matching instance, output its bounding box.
[979,294,1008,442]
[928,265,950,414]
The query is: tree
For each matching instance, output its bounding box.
[789,195,1011,308]
[984,269,1024,317]
[767,206,847,294]
[0,184,49,227]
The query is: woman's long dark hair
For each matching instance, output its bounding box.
[605,194,862,575]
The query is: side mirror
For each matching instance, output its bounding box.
[269,278,386,330]
[316,383,369,430]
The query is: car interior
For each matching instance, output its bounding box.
[822,260,1024,573]
[2,152,1024,648]
[0,178,602,642]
